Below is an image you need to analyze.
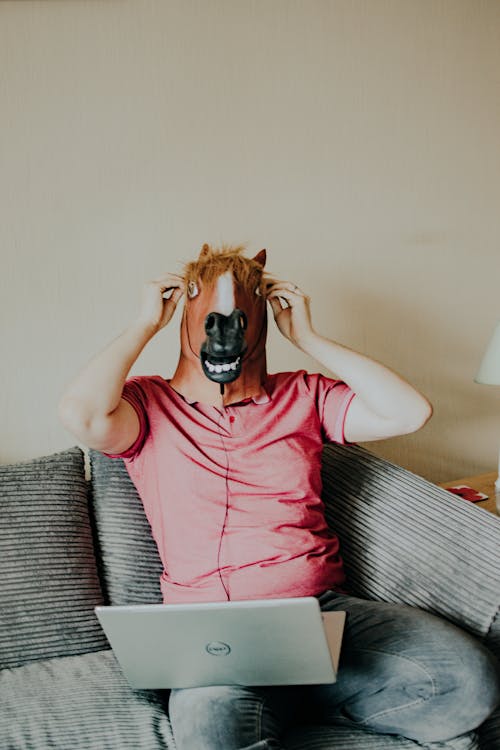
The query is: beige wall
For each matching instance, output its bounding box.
[1,0,499,482]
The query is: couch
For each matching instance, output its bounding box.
[1,442,500,749]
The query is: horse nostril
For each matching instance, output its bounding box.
[205,314,216,334]
[239,311,247,330]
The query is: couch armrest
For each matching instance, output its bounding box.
[321,443,500,646]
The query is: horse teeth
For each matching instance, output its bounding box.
[205,358,240,372]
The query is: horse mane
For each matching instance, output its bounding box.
[183,243,266,295]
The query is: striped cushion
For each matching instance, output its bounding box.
[89,449,163,605]
[0,447,107,668]
[1,647,474,750]
[321,443,500,641]
[0,649,481,750]
[0,649,174,750]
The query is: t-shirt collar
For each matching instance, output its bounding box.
[180,383,270,406]
[249,387,271,405]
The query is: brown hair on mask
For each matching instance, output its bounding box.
[183,243,267,297]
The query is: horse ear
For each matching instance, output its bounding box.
[252,248,266,268]
[199,243,211,258]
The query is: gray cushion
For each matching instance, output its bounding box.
[0,648,456,750]
[0,649,174,750]
[89,449,163,605]
[0,447,108,668]
[321,443,500,640]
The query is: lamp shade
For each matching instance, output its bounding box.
[475,320,500,385]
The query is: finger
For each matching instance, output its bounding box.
[265,280,291,290]
[162,286,184,302]
[268,297,285,317]
[263,276,278,289]
[151,273,184,290]
[266,282,305,297]
[267,289,301,305]
[169,288,184,304]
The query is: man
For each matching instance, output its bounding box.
[59,245,500,749]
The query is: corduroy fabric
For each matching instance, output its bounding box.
[0,447,108,669]
[320,443,500,639]
[89,449,163,605]
[0,649,174,750]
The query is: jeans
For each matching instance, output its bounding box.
[168,591,500,750]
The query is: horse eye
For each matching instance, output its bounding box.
[187,281,199,299]
[255,286,262,297]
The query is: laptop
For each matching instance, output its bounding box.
[95,597,345,689]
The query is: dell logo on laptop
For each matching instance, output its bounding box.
[206,641,231,656]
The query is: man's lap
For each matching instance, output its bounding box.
[168,592,500,748]
[303,592,500,741]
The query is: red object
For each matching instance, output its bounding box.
[445,485,488,503]
[104,371,355,604]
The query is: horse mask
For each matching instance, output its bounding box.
[169,244,268,406]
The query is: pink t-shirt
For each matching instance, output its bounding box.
[106,370,355,603]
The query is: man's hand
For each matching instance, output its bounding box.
[137,273,184,334]
[266,280,315,350]
[59,271,185,454]
[267,277,432,442]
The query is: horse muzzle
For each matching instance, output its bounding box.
[200,309,247,383]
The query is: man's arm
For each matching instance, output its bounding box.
[266,280,432,443]
[58,273,184,454]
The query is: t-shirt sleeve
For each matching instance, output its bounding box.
[303,371,356,444]
[102,377,150,460]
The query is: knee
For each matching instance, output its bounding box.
[432,642,500,739]
[334,597,500,742]
[350,626,500,743]
[405,640,500,742]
